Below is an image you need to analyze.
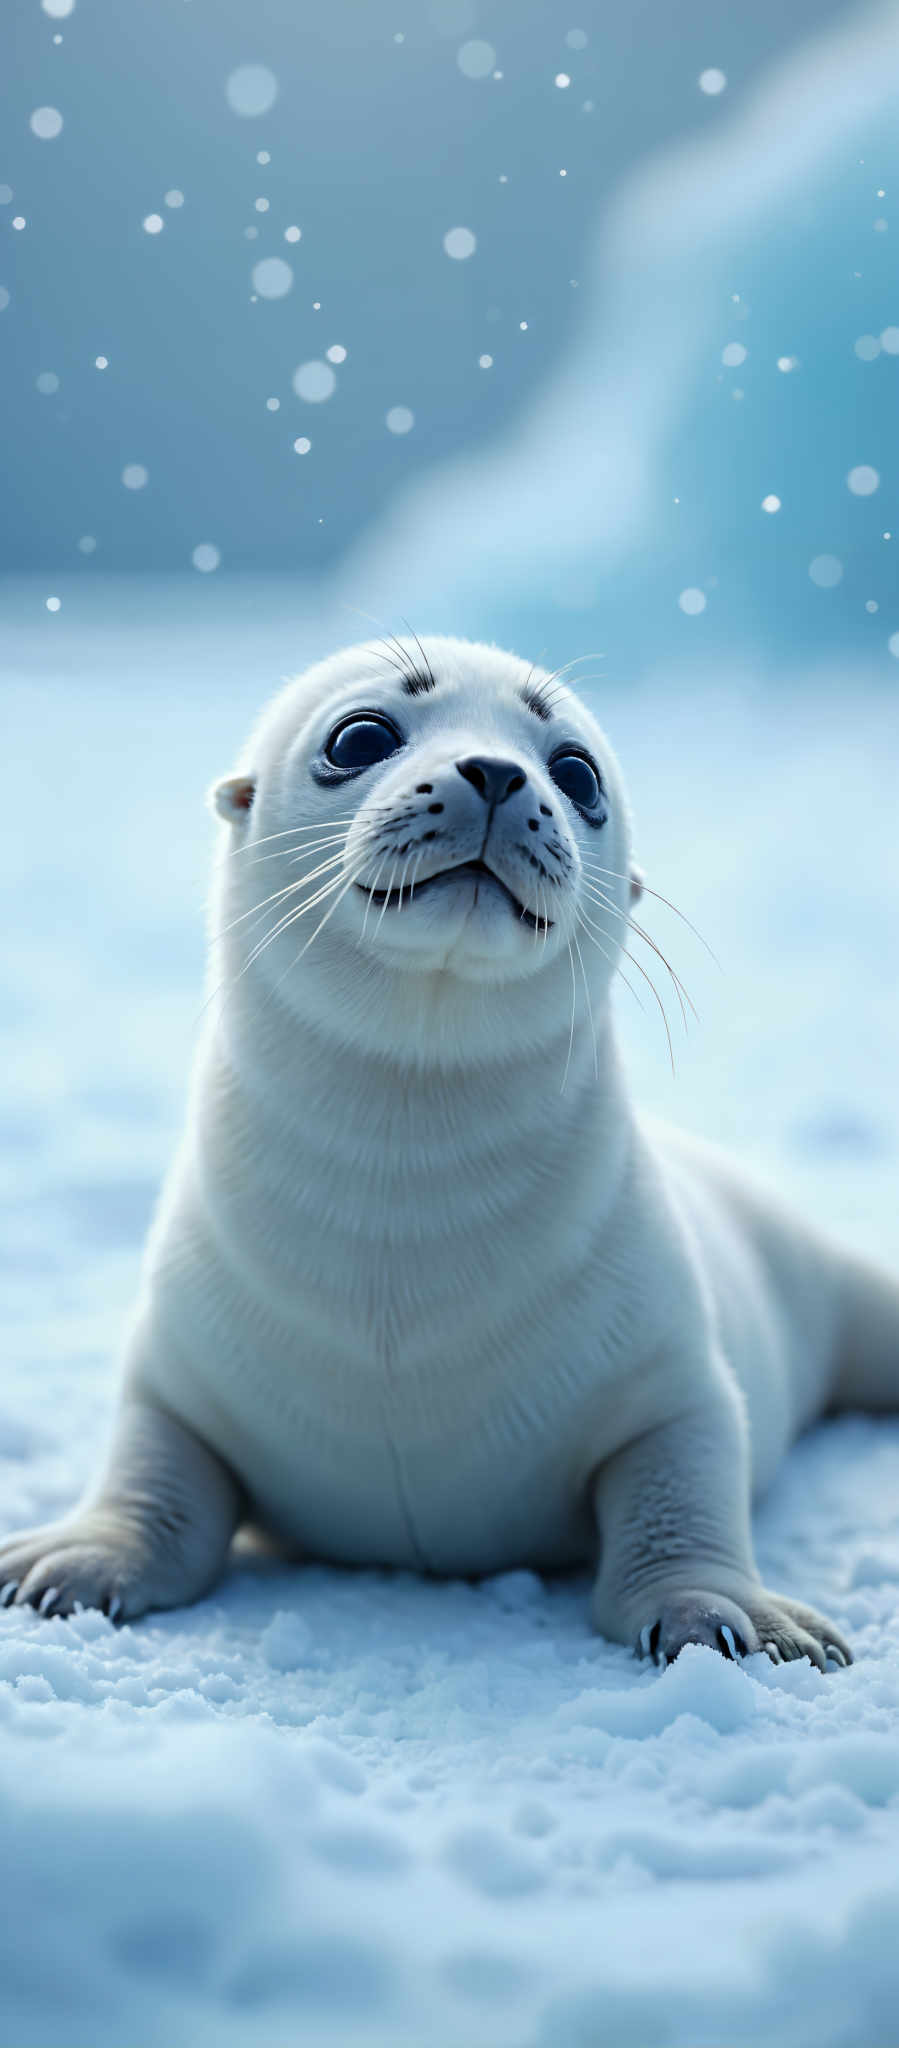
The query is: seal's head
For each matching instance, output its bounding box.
[211,638,641,1064]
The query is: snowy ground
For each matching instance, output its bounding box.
[3,580,899,2047]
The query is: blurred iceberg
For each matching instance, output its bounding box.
[341,0,899,671]
[5,0,899,681]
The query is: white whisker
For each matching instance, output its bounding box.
[396,849,415,914]
[579,878,694,1032]
[215,850,350,943]
[560,941,578,1094]
[241,864,351,975]
[374,861,399,941]
[575,906,647,1017]
[579,857,719,966]
[571,928,598,1081]
[360,853,390,940]
[222,819,358,862]
[293,865,368,963]
[246,831,350,869]
[257,863,368,1014]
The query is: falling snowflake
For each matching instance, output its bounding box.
[293,361,336,402]
[29,106,63,139]
[847,465,880,495]
[251,257,293,299]
[809,555,843,586]
[443,226,476,260]
[457,41,495,78]
[225,66,278,117]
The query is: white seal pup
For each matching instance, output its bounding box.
[3,637,898,1666]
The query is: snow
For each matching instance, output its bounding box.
[847,465,880,497]
[442,225,477,260]
[250,257,293,299]
[456,40,496,81]
[293,361,337,404]
[2,584,899,2043]
[28,104,64,139]
[224,66,278,119]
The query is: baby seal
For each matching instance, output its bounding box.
[3,637,898,1666]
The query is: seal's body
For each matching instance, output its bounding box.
[3,638,896,1667]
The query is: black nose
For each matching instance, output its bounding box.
[455,755,527,805]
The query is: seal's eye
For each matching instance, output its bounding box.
[325,714,403,771]
[548,749,602,812]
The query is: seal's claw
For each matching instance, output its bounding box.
[717,1623,746,1661]
[637,1619,665,1665]
[633,1591,759,1667]
[633,1586,851,1672]
[0,1517,145,1621]
[747,1593,852,1672]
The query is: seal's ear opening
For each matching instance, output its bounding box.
[210,774,256,824]
[630,863,644,906]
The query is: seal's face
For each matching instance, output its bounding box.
[212,638,640,1007]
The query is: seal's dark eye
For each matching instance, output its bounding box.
[325,715,402,771]
[549,750,601,811]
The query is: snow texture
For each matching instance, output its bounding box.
[2,588,899,2045]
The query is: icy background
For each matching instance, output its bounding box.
[3,0,899,2042]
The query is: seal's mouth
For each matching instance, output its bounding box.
[356,859,553,932]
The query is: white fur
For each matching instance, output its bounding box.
[2,638,896,1664]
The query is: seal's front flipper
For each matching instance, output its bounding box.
[0,1400,241,1621]
[589,1364,854,1671]
[633,1587,852,1671]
